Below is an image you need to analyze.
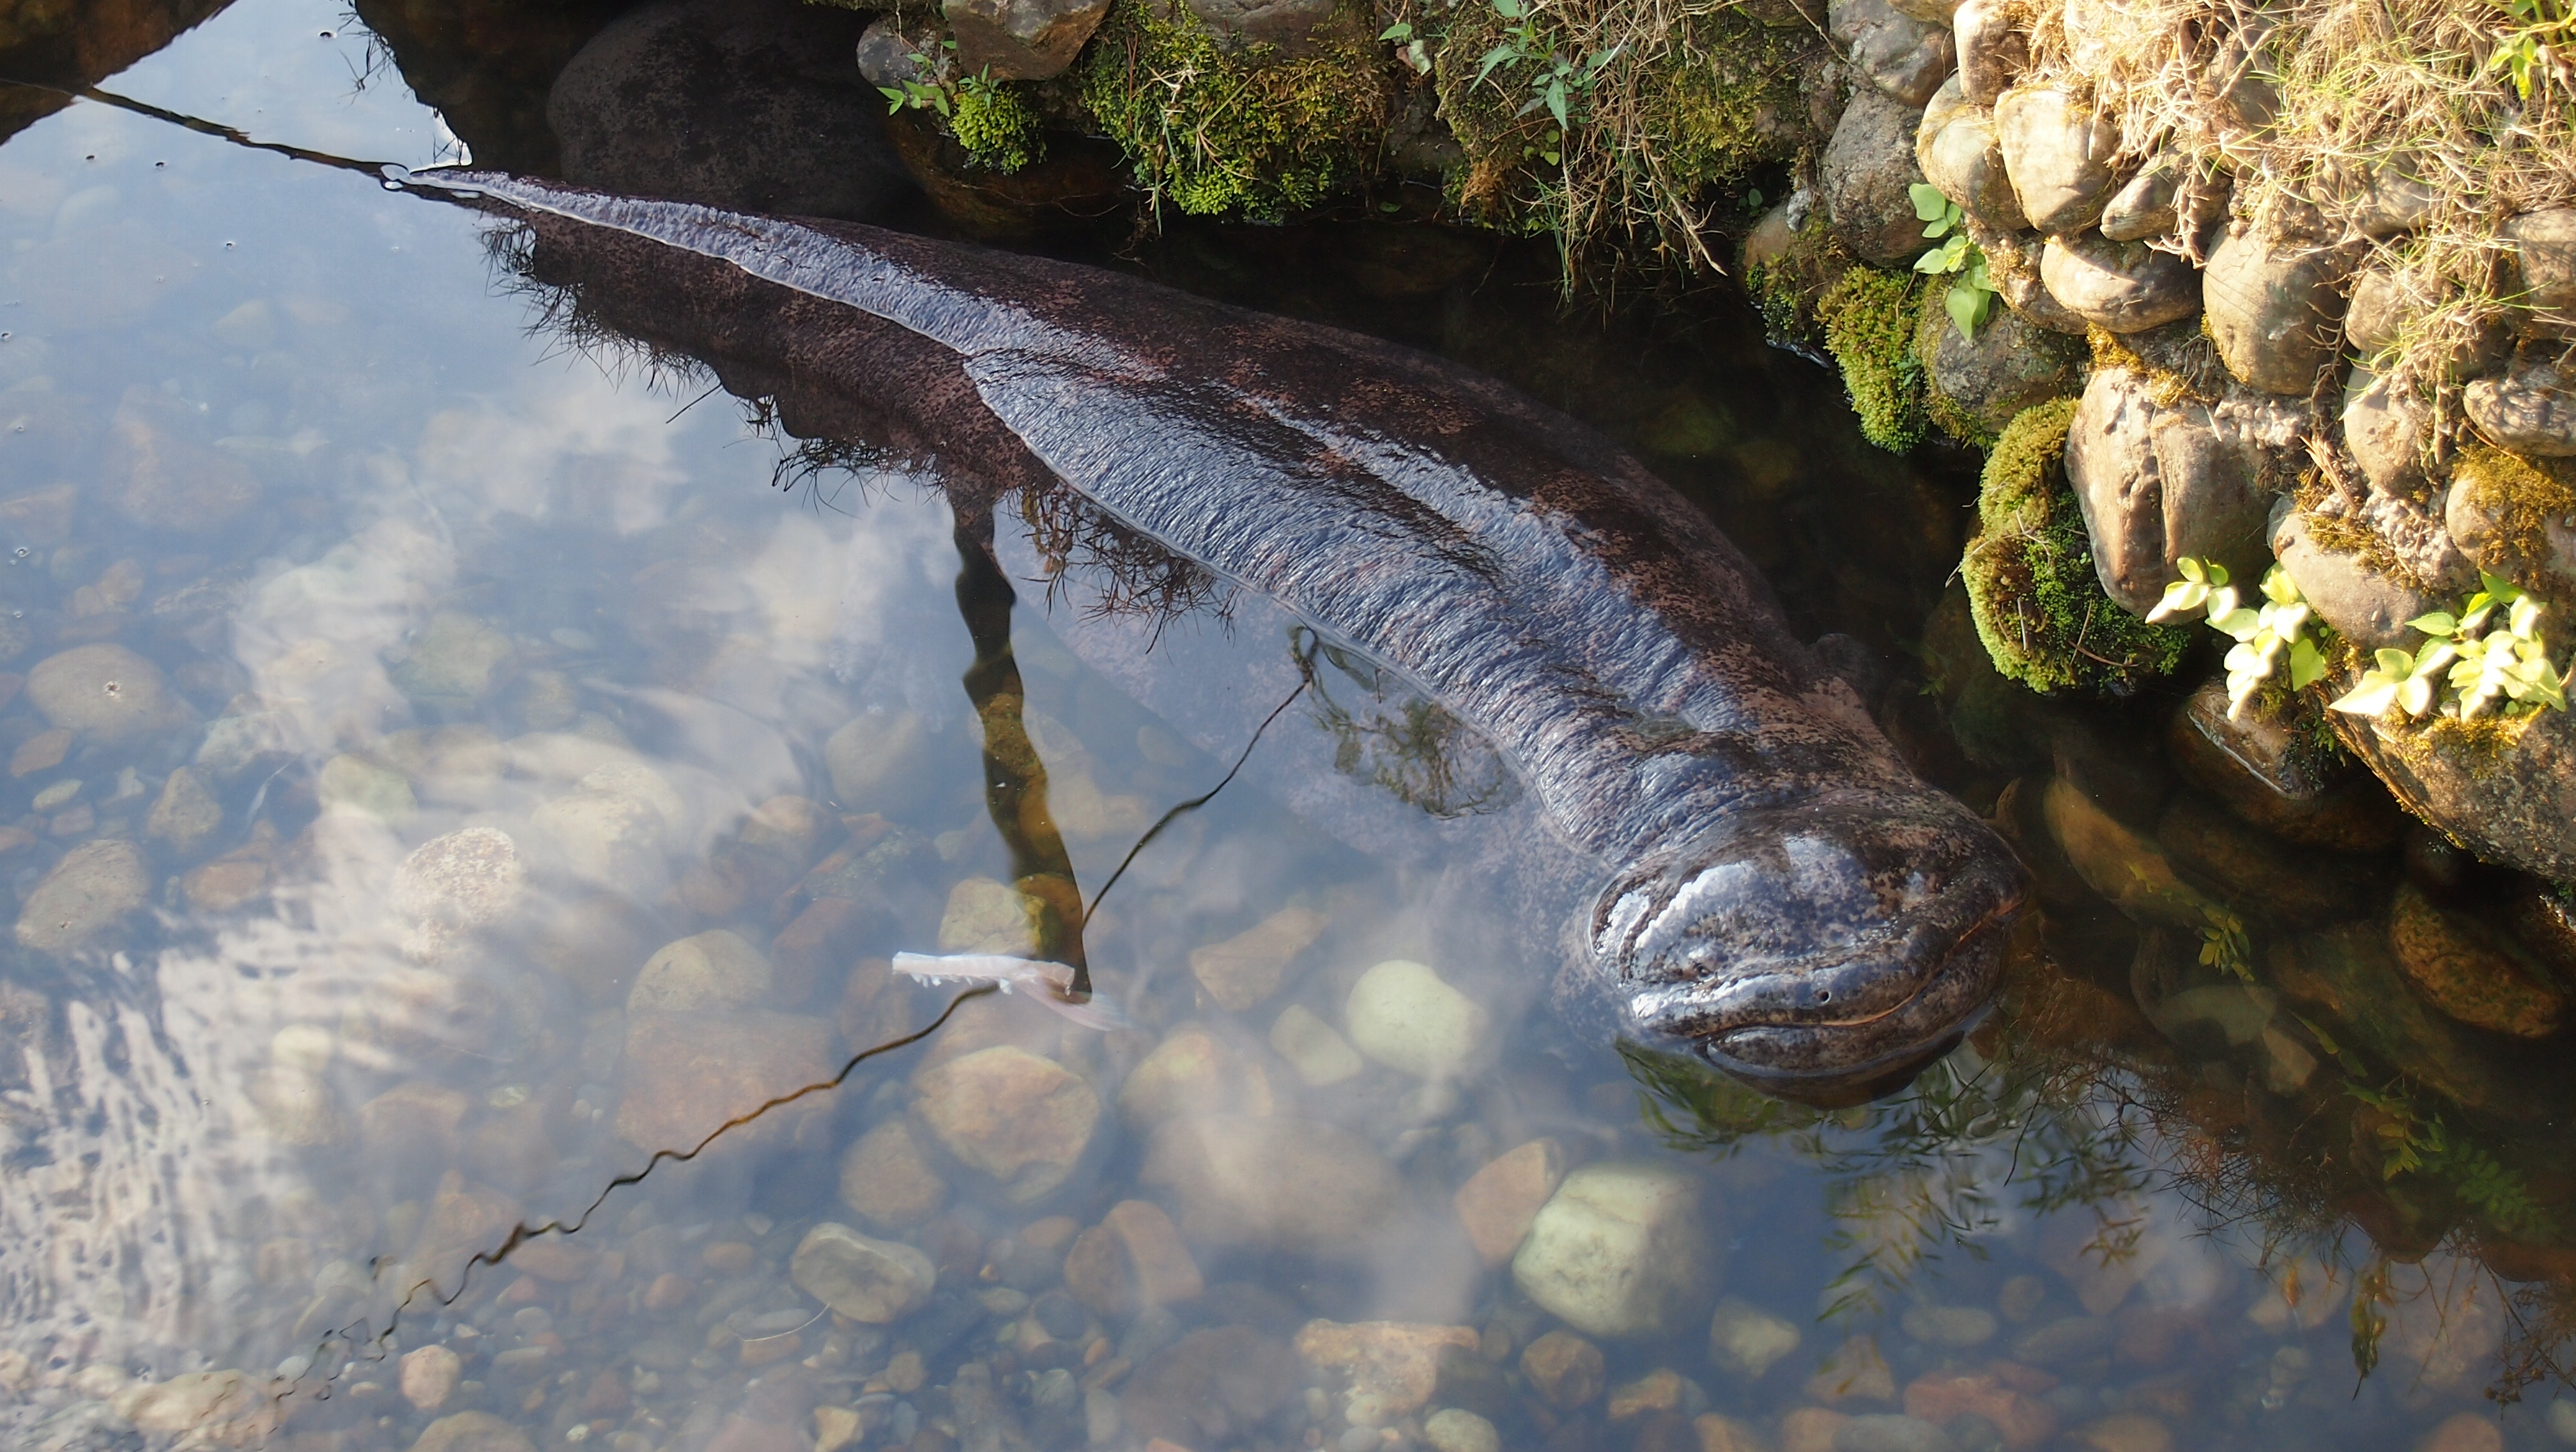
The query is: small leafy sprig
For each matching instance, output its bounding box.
[1908,184,1997,341]
[2149,558,2325,719]
[1380,19,1434,75]
[2199,906,2253,982]
[2329,571,2570,722]
[878,40,958,116]
[2490,0,2574,101]
[1473,0,1623,132]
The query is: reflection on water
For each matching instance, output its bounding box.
[3,3,2576,1451]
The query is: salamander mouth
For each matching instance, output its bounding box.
[1595,792,2028,1104]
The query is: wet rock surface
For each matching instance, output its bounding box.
[547,0,910,219]
[1823,86,1933,266]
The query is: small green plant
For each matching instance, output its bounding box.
[1907,185,1997,341]
[1471,0,1624,133]
[2490,0,2574,100]
[2149,558,2327,719]
[2199,905,2253,982]
[2328,571,2570,722]
[1379,19,1434,75]
[878,40,957,116]
[2348,1079,2553,1237]
[879,51,1043,174]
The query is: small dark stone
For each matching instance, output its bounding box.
[547,0,914,222]
[1031,1289,1086,1341]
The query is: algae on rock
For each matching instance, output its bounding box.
[1963,398,2195,693]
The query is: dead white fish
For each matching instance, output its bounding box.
[889,952,1132,1031]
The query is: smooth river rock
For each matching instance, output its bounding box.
[2465,350,2576,456]
[1293,1320,1480,1426]
[2507,207,2576,337]
[1829,0,1956,106]
[1915,77,2021,228]
[410,1410,537,1452]
[27,644,189,744]
[628,929,774,1014]
[2202,227,2348,394]
[1950,0,2025,105]
[912,1045,1100,1202]
[615,1009,834,1154]
[2039,233,2200,333]
[1823,86,1933,266]
[1916,290,2085,433]
[1993,84,2115,235]
[838,1120,948,1228]
[791,1223,937,1322]
[548,0,908,220]
[17,840,151,952]
[1141,1115,1402,1255]
[2342,367,2435,496]
[1511,1161,1712,1340]
[1344,959,1491,1081]
[2063,367,2272,614]
[944,0,1110,78]
[1709,1297,1804,1377]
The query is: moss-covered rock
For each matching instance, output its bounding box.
[953,78,1046,173]
[1078,0,1388,218]
[1961,398,2195,693]
[1913,291,2086,446]
[2443,443,2576,598]
[1816,266,1929,452]
[1742,202,1855,351]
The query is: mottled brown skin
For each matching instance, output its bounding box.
[433,171,2027,1100]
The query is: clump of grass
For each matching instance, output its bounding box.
[1817,266,1931,452]
[1963,398,2198,692]
[2021,0,2576,410]
[1078,0,1391,219]
[1430,0,1813,276]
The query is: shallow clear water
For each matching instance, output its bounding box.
[0,4,2568,1451]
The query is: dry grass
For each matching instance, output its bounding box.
[2020,0,2576,410]
[1429,0,1813,275]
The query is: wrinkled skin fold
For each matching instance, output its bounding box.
[416,169,2029,1101]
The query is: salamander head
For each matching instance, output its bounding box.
[1591,791,2028,1106]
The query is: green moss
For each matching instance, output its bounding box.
[1077,0,1387,219]
[2448,443,2576,596]
[953,80,1044,174]
[1818,266,1929,453]
[1963,398,2196,694]
[1636,17,1804,194]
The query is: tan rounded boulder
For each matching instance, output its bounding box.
[911,1045,1100,1202]
[2202,226,2349,394]
[1993,84,2117,235]
[26,644,190,745]
[17,840,152,953]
